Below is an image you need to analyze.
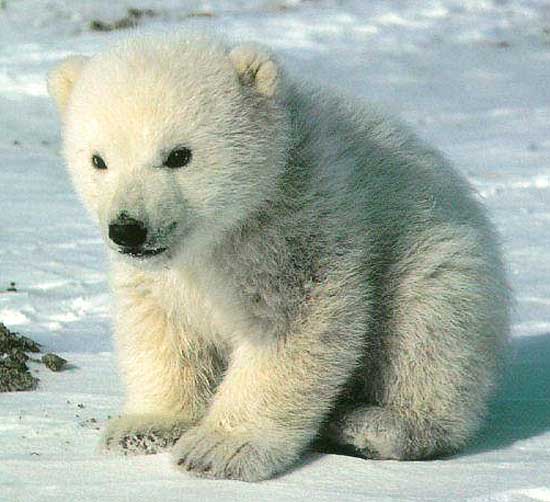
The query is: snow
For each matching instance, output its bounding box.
[1,0,549,500]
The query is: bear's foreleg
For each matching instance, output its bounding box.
[102,283,224,455]
[173,267,368,481]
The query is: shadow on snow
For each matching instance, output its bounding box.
[466,332,550,455]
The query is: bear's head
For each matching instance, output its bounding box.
[48,34,290,267]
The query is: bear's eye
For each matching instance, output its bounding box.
[92,154,107,170]
[164,148,192,169]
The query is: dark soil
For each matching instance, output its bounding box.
[0,323,40,392]
[89,8,156,32]
[0,323,69,392]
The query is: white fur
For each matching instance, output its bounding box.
[48,32,511,481]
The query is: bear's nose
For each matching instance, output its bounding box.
[108,217,148,248]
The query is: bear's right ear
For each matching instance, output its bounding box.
[47,55,90,113]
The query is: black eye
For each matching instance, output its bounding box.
[92,154,107,170]
[164,148,192,169]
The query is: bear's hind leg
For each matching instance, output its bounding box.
[325,405,455,460]
[325,226,510,460]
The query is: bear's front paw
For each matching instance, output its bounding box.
[101,414,192,456]
[172,425,296,482]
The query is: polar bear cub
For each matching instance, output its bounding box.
[48,33,510,481]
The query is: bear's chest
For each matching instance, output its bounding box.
[151,270,241,347]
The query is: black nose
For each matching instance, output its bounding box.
[108,217,148,248]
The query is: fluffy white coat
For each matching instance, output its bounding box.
[48,33,511,481]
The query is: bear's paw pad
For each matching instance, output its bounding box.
[101,415,188,455]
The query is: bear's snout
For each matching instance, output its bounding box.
[108,216,148,249]
[107,213,170,259]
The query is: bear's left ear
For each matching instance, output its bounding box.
[47,55,90,113]
[229,45,280,98]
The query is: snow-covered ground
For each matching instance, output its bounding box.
[1,1,549,500]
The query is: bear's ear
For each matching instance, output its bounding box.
[47,55,90,113]
[229,45,280,98]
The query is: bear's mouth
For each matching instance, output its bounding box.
[119,247,167,258]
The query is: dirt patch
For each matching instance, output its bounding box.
[0,323,40,392]
[89,8,157,32]
[88,7,218,32]
[0,323,69,392]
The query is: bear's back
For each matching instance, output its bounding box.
[285,80,493,244]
